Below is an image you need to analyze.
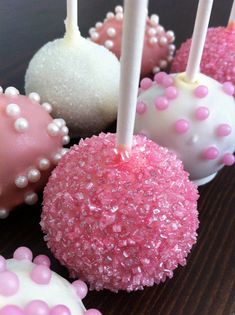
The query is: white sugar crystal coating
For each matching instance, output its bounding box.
[0,259,85,313]
[25,37,120,137]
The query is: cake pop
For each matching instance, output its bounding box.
[89,5,175,78]
[0,87,69,219]
[171,0,235,88]
[41,0,199,292]
[25,0,120,138]
[0,246,101,315]
[135,0,235,186]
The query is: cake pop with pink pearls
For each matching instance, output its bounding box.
[42,0,199,293]
[135,0,235,186]
[0,247,101,315]
[0,87,69,219]
[89,5,175,77]
[171,1,235,88]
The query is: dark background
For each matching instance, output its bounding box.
[0,1,235,315]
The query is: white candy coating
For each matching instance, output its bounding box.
[25,37,120,137]
[134,72,235,185]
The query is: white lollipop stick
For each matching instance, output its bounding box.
[116,0,148,149]
[65,0,80,40]
[228,0,235,25]
[185,0,214,83]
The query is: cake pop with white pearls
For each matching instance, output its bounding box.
[0,246,102,315]
[89,5,175,78]
[134,0,235,186]
[25,0,120,138]
[0,87,69,219]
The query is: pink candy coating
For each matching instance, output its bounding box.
[223,153,235,166]
[33,255,51,268]
[195,107,210,121]
[72,280,88,300]
[174,119,190,134]
[30,265,52,285]
[49,305,71,315]
[154,96,169,110]
[0,306,24,315]
[216,124,232,137]
[203,147,219,160]
[42,133,199,292]
[24,300,49,315]
[84,310,102,315]
[13,247,33,262]
[194,85,208,98]
[171,27,235,88]
[0,255,6,272]
[0,271,19,296]
[136,101,147,115]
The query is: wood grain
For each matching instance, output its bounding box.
[0,1,235,314]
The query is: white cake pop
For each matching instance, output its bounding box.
[134,0,235,185]
[25,0,120,138]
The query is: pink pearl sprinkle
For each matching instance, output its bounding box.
[222,153,235,166]
[165,86,178,100]
[0,306,24,315]
[72,280,88,299]
[194,85,208,98]
[195,106,209,121]
[217,124,232,137]
[13,247,33,262]
[155,96,169,110]
[154,72,167,84]
[203,147,219,160]
[162,75,174,87]
[174,119,190,134]
[0,255,6,272]
[24,300,49,315]
[33,255,51,268]
[49,305,71,315]
[84,310,102,315]
[136,101,147,115]
[0,271,19,296]
[222,82,234,96]
[140,78,152,90]
[30,265,52,285]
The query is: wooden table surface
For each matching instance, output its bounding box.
[0,1,235,314]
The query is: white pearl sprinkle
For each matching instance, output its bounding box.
[14,118,29,133]
[38,158,50,171]
[166,30,175,42]
[28,168,41,183]
[159,60,168,68]
[107,27,116,38]
[167,55,173,62]
[62,135,70,145]
[149,37,158,45]
[52,153,62,164]
[24,192,38,205]
[169,44,176,52]
[159,37,168,46]
[153,66,160,74]
[0,86,3,94]
[53,118,66,128]
[61,125,69,136]
[95,22,103,29]
[15,175,28,188]
[115,5,123,13]
[156,25,164,33]
[28,92,40,103]
[6,103,21,117]
[0,209,9,219]
[60,148,69,156]
[106,12,114,19]
[41,102,52,113]
[150,14,159,26]
[47,123,60,136]
[116,12,123,21]
[91,32,100,41]
[89,27,96,35]
[5,87,19,97]
[148,28,157,37]
[105,40,114,49]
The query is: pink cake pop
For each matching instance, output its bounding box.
[171,1,235,88]
[89,5,175,78]
[41,0,199,292]
[0,87,69,219]
[135,0,235,186]
[0,247,101,315]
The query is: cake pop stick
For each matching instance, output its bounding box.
[65,0,80,40]
[228,0,235,27]
[185,0,214,83]
[116,0,148,149]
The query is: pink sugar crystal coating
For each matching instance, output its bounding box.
[41,133,199,292]
[171,27,235,88]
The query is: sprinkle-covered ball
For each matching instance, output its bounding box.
[0,87,69,218]
[25,36,120,138]
[42,133,199,292]
[0,247,101,314]
[134,72,235,185]
[171,26,235,88]
[89,5,175,77]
